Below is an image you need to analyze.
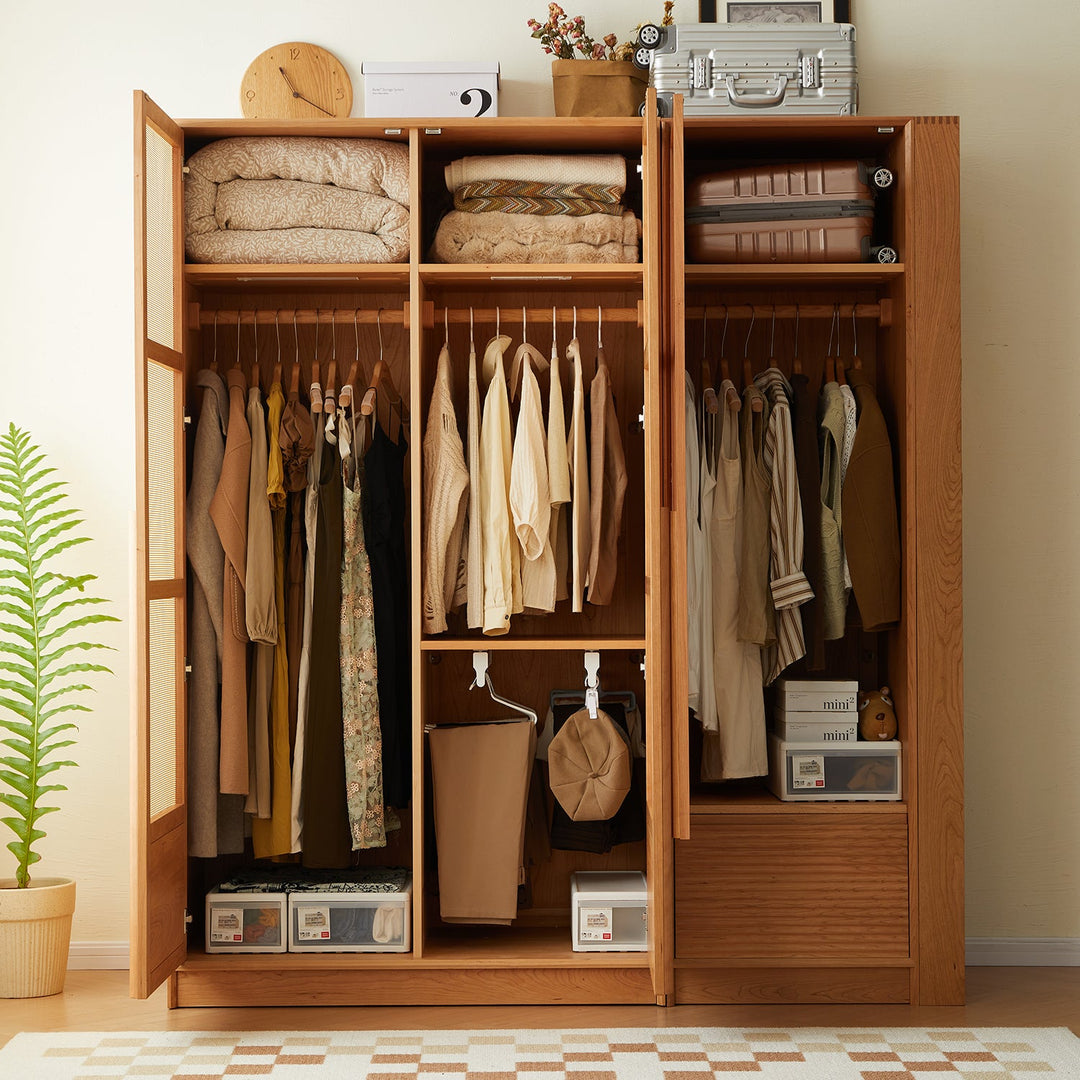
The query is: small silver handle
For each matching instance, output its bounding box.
[725,74,788,108]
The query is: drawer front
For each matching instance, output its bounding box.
[675,817,909,959]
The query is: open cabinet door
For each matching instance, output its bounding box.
[641,89,674,1005]
[130,91,188,999]
[667,94,690,840]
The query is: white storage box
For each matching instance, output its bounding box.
[205,891,287,953]
[288,875,411,953]
[775,678,858,713]
[774,709,858,742]
[362,62,500,118]
[570,871,648,952]
[768,733,901,802]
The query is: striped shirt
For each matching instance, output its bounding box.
[839,382,858,591]
[754,368,813,683]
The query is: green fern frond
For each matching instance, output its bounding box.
[0,423,115,887]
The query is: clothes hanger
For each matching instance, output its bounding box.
[766,304,778,375]
[851,305,862,371]
[272,311,282,387]
[288,311,301,398]
[835,306,849,386]
[233,309,241,371]
[701,307,718,415]
[339,310,360,410]
[210,310,219,373]
[595,304,603,378]
[424,653,539,730]
[310,309,323,415]
[717,305,740,412]
[361,309,404,421]
[743,309,763,412]
[510,304,549,399]
[324,313,337,420]
[250,309,260,391]
[792,305,802,376]
[825,305,837,384]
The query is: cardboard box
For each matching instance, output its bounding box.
[774,708,858,742]
[362,62,500,118]
[775,678,858,713]
[570,871,648,953]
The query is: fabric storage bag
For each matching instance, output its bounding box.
[428,719,536,924]
[551,60,647,117]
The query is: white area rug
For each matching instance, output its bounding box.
[0,1027,1077,1078]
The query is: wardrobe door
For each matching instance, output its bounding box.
[131,91,189,999]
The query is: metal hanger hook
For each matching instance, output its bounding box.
[743,307,756,358]
[212,309,218,367]
[769,304,776,358]
[293,310,299,365]
[274,310,281,363]
[444,305,449,346]
[522,305,527,343]
[469,306,475,347]
[597,305,603,349]
[701,305,708,359]
[793,304,800,362]
[314,309,320,363]
[573,305,578,339]
[720,305,729,357]
[235,309,241,367]
[354,308,360,357]
[852,305,859,360]
[551,306,557,351]
[377,308,384,362]
[496,305,500,338]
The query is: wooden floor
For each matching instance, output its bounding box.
[2,968,1078,1049]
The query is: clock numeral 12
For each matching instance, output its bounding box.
[290,47,301,60]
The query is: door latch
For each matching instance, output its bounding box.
[800,54,821,89]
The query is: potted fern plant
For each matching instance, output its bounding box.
[0,423,116,997]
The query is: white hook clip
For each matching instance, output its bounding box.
[551,305,557,357]
[597,305,603,350]
[471,650,490,690]
[584,651,600,719]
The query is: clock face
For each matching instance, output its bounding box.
[241,42,353,119]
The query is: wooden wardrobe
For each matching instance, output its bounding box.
[131,90,962,1007]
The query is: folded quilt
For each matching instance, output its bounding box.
[431,209,640,264]
[187,228,408,265]
[444,154,626,194]
[185,136,410,264]
[453,179,623,217]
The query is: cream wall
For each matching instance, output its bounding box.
[0,0,1075,952]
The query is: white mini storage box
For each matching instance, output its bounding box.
[205,890,287,954]
[768,734,902,802]
[570,871,648,952]
[362,62,500,118]
[775,678,858,713]
[288,874,412,953]
[774,709,858,743]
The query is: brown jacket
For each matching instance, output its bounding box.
[841,367,901,631]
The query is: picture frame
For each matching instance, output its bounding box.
[698,1,850,21]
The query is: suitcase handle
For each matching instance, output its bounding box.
[724,74,788,108]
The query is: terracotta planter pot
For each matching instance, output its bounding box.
[0,878,76,998]
[551,59,648,117]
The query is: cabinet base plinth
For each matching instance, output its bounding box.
[674,966,911,1004]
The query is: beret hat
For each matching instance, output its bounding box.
[548,707,632,821]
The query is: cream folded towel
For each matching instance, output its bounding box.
[187,227,408,265]
[444,154,627,194]
[431,209,640,265]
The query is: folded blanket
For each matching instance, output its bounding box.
[185,136,410,264]
[453,179,623,217]
[187,228,408,265]
[444,154,626,194]
[431,209,640,265]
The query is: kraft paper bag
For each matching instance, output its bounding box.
[551,60,648,118]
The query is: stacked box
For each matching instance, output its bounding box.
[774,678,858,742]
[570,871,648,953]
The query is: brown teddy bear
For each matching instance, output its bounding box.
[858,686,898,741]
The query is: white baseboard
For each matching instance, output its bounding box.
[67,942,130,970]
[966,937,1080,966]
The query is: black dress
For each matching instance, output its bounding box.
[300,445,352,868]
[363,421,411,809]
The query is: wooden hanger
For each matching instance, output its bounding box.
[324,358,337,417]
[310,310,323,414]
[289,361,300,398]
[272,311,282,387]
[716,308,740,411]
[339,360,359,409]
[209,311,219,373]
[360,359,399,417]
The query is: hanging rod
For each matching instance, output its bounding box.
[687,302,892,328]
[435,304,644,328]
[192,305,408,327]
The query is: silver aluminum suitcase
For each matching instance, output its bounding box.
[637,23,857,118]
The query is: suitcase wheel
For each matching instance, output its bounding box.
[871,245,899,264]
[637,23,663,48]
[633,46,653,70]
[871,166,895,190]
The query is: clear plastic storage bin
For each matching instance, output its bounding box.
[768,734,902,801]
[570,871,648,952]
[288,875,411,953]
[205,891,287,953]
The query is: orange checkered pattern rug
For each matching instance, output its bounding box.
[0,1027,1077,1078]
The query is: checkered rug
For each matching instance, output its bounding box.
[0,1028,1077,1078]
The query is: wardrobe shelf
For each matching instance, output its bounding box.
[184,263,411,287]
[684,263,904,286]
[422,925,650,968]
[419,264,644,287]
[689,788,908,816]
[420,636,648,652]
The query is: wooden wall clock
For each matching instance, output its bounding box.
[241,42,353,119]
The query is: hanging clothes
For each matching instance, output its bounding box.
[300,421,352,869]
[702,383,767,780]
[340,407,387,850]
[586,345,628,606]
[465,335,484,629]
[252,380,293,858]
[696,389,719,736]
[790,370,826,670]
[364,418,412,809]
[838,380,858,592]
[209,367,251,796]
[566,337,592,612]
[478,334,521,633]
[754,368,812,684]
[510,342,556,612]
[818,379,848,640]
[186,368,243,857]
[547,335,571,604]
[842,366,902,630]
[736,383,775,649]
[245,382,276,820]
[422,342,470,634]
[684,371,702,718]
[290,402,325,853]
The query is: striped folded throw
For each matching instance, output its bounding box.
[453,179,624,217]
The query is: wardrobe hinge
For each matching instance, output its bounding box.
[184,909,192,931]
[640,655,647,681]
[184,659,192,681]
[637,406,645,431]
[183,414,193,426]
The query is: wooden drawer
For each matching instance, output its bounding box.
[675,816,909,960]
